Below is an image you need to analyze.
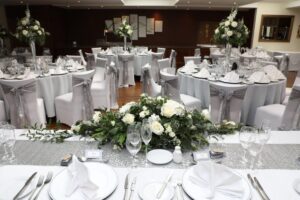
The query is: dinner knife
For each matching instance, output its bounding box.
[128,177,137,200]
[247,174,266,200]
[156,171,174,199]
[13,171,38,200]
[123,173,130,200]
[254,177,270,200]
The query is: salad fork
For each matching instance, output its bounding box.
[32,171,53,200]
[28,175,44,200]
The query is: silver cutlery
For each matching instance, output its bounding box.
[128,177,137,200]
[28,175,44,200]
[124,173,130,200]
[254,177,270,200]
[176,180,184,200]
[32,171,53,200]
[247,174,266,200]
[156,171,174,199]
[78,156,109,163]
[13,172,37,200]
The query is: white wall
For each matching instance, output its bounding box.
[243,2,300,52]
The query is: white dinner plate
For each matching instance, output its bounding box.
[293,178,300,194]
[219,77,242,84]
[147,149,173,165]
[48,163,118,200]
[192,74,210,79]
[182,165,251,200]
[51,70,68,76]
[138,181,175,200]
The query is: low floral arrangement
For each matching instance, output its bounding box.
[14,8,50,45]
[0,25,9,40]
[213,8,249,46]
[114,19,133,39]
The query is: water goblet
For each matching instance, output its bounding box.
[256,120,271,167]
[1,124,16,164]
[126,125,142,168]
[141,119,152,167]
[239,126,256,166]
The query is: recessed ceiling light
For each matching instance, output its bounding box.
[122,0,179,6]
[77,0,80,3]
[20,1,23,4]
[187,0,190,4]
[233,1,237,5]
[208,1,211,4]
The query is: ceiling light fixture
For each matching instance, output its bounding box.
[77,0,80,3]
[208,1,211,4]
[20,1,23,4]
[121,0,179,6]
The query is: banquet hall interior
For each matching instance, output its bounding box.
[0,0,300,199]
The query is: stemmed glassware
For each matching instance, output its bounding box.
[126,123,142,168]
[141,119,152,167]
[1,124,16,164]
[239,126,256,166]
[256,120,271,167]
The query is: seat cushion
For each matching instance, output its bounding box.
[55,93,73,104]
[254,104,285,130]
[180,94,202,111]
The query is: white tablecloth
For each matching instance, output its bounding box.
[179,72,286,125]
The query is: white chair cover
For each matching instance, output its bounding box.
[118,54,135,87]
[78,49,87,66]
[209,83,247,123]
[151,52,164,83]
[157,47,166,56]
[85,53,95,71]
[94,57,107,83]
[55,70,95,126]
[66,55,82,64]
[184,56,201,65]
[141,64,161,97]
[194,48,201,57]
[91,47,102,58]
[169,49,177,68]
[0,79,46,128]
[106,63,119,109]
[158,58,171,80]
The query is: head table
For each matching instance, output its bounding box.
[0,129,300,199]
[178,70,286,126]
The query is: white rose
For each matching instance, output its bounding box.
[139,111,146,118]
[71,124,80,132]
[150,121,164,135]
[187,114,192,119]
[226,31,233,37]
[33,25,39,30]
[128,29,133,35]
[161,104,176,118]
[225,21,230,27]
[37,30,42,35]
[111,121,115,126]
[215,29,219,34]
[226,121,236,126]
[35,20,40,25]
[157,96,163,100]
[122,113,135,125]
[201,109,210,120]
[169,132,175,138]
[82,120,92,126]
[119,101,136,114]
[22,30,28,36]
[93,111,102,122]
[142,106,147,111]
[21,19,27,26]
[231,21,238,28]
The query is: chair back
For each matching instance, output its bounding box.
[258,60,278,68]
[169,49,177,68]
[157,47,166,56]
[78,49,87,66]
[141,64,161,97]
[280,85,300,130]
[106,62,119,110]
[94,57,108,82]
[0,78,40,128]
[91,47,102,57]
[72,70,95,121]
[194,48,201,57]
[66,55,82,64]
[209,83,247,123]
[118,54,134,86]
[158,58,171,74]
[160,68,181,103]
[151,52,164,82]
[184,56,201,65]
[85,52,95,70]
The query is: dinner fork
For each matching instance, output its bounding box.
[28,175,44,200]
[32,171,53,200]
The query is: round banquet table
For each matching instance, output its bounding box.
[178,70,286,125]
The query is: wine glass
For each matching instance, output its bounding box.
[239,126,256,166]
[141,119,152,167]
[1,124,16,164]
[126,125,142,168]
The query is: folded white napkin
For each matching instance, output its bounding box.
[194,68,210,78]
[223,71,240,83]
[248,71,270,83]
[189,161,244,199]
[263,65,285,81]
[66,156,99,199]
[185,60,197,69]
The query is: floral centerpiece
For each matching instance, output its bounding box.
[114,19,133,51]
[14,8,50,72]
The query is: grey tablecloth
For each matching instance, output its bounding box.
[179,72,286,125]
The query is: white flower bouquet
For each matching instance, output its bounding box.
[214,8,249,46]
[14,8,50,45]
[114,19,133,39]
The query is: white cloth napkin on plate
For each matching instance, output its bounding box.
[66,156,99,199]
[189,161,244,199]
[17,68,31,79]
[223,71,240,83]
[248,71,270,83]
[194,68,210,78]
[263,65,285,81]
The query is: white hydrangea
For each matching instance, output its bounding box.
[226,31,233,37]
[201,109,210,120]
[169,132,176,138]
[148,114,160,122]
[119,101,136,114]
[150,121,164,135]
[164,123,173,133]
[231,21,238,28]
[161,100,185,118]
[93,111,102,123]
[122,113,135,125]
[225,21,230,27]
[139,111,146,118]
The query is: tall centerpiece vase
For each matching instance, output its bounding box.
[29,40,38,74]
[225,43,232,73]
[123,36,127,51]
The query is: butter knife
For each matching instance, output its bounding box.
[247,174,266,200]
[13,172,37,200]
[254,177,270,200]
[124,173,130,200]
[156,171,174,199]
[128,177,137,200]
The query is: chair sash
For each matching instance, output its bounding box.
[169,50,177,68]
[86,53,95,70]
[106,64,119,109]
[78,49,87,66]
[194,48,201,57]
[280,87,300,130]
[1,81,36,128]
[72,77,94,121]
[210,85,247,123]
[118,55,134,86]
[142,66,152,95]
[161,76,182,104]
